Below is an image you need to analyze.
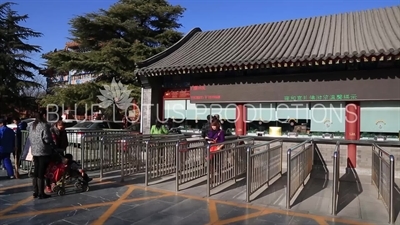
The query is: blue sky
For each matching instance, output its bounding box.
[11,0,400,70]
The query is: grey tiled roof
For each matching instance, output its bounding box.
[137,6,400,75]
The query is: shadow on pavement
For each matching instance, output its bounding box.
[211,176,247,196]
[394,183,400,223]
[336,167,363,214]
[291,144,330,207]
[292,167,329,207]
[253,174,286,201]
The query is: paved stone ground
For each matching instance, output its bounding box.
[1,169,399,225]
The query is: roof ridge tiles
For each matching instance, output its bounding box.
[136,5,400,76]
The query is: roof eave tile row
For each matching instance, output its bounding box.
[136,5,400,76]
[139,54,400,76]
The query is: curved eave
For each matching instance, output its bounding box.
[138,53,400,76]
[65,41,81,49]
[136,27,202,69]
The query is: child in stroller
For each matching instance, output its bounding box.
[64,154,92,190]
[45,153,92,195]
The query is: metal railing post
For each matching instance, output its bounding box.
[175,141,180,192]
[311,141,315,164]
[389,155,395,224]
[246,146,251,203]
[286,149,292,209]
[99,138,104,182]
[280,140,283,175]
[120,144,125,182]
[266,146,270,183]
[378,150,382,199]
[206,144,210,197]
[332,151,337,215]
[371,145,374,185]
[145,141,149,186]
[81,135,85,170]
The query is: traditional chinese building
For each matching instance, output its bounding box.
[136,6,400,167]
[41,42,100,87]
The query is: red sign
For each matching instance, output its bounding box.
[190,95,221,100]
[163,89,190,99]
[190,85,221,101]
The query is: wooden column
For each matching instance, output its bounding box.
[235,104,245,135]
[345,102,360,168]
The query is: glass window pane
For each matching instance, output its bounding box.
[186,100,197,120]
[210,103,236,120]
[360,101,400,133]
[164,100,186,119]
[246,103,275,122]
[276,103,310,120]
[194,103,211,121]
[310,102,345,132]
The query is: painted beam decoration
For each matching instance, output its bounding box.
[190,68,400,103]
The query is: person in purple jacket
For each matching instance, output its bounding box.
[206,121,225,178]
[206,121,225,145]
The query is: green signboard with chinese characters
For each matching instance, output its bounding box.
[283,94,357,101]
[189,68,400,103]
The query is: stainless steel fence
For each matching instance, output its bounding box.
[68,130,137,171]
[20,131,32,173]
[175,139,208,191]
[144,138,182,186]
[68,131,184,171]
[100,134,184,181]
[206,138,254,197]
[331,141,340,216]
[246,139,283,202]
[372,144,395,224]
[286,139,313,209]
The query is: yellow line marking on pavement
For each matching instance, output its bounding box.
[0,191,171,221]
[0,202,112,220]
[315,218,330,225]
[211,210,269,225]
[0,177,104,193]
[0,183,31,192]
[123,193,172,203]
[208,200,219,224]
[0,182,380,225]
[0,196,33,216]
[131,184,377,225]
[92,186,135,225]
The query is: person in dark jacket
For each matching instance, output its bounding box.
[50,120,68,155]
[13,117,27,171]
[29,109,54,199]
[0,118,15,178]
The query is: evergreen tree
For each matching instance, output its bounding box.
[43,0,185,82]
[0,2,43,113]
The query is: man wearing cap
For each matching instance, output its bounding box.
[0,118,16,178]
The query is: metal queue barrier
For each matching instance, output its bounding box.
[206,138,254,197]
[144,136,187,186]
[100,134,184,182]
[286,139,314,209]
[246,139,283,202]
[74,131,139,171]
[175,139,209,191]
[372,144,396,224]
[331,141,340,216]
[19,131,32,175]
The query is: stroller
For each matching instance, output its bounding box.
[45,151,90,195]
